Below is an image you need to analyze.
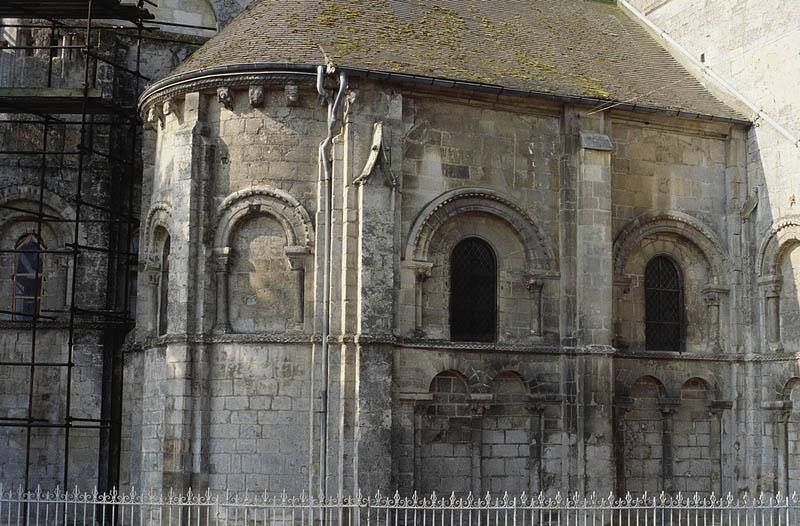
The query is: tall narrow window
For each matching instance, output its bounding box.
[644,256,683,352]
[12,234,44,321]
[157,236,170,336]
[450,237,496,342]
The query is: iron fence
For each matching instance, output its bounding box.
[1,485,798,526]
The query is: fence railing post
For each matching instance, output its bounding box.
[1,488,799,525]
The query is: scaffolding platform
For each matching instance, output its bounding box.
[0,0,152,497]
[0,0,152,22]
[0,87,135,114]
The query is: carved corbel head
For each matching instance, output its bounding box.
[162,98,174,117]
[217,87,234,110]
[285,84,299,106]
[249,85,264,107]
[145,106,163,130]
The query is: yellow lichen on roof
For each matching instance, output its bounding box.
[163,0,744,121]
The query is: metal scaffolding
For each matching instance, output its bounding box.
[0,0,151,494]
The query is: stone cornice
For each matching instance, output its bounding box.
[128,332,800,363]
[0,321,121,331]
[139,68,318,115]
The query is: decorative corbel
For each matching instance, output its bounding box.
[285,84,299,106]
[285,245,309,323]
[217,87,233,110]
[162,98,174,117]
[145,106,162,130]
[249,85,264,107]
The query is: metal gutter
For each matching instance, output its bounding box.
[138,62,751,126]
[316,66,348,500]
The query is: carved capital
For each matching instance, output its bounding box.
[249,85,264,107]
[614,396,634,414]
[469,393,493,417]
[213,247,231,272]
[658,398,681,415]
[285,245,309,271]
[162,98,174,116]
[526,277,544,293]
[217,87,233,110]
[709,400,733,416]
[143,253,161,273]
[410,261,433,283]
[701,285,727,306]
[758,275,782,297]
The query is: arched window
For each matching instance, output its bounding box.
[644,256,683,352]
[127,234,139,318]
[157,236,170,336]
[450,237,496,342]
[12,233,44,321]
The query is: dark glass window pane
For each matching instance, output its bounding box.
[15,239,41,274]
[15,276,38,296]
[450,238,496,342]
[644,256,682,351]
[15,298,35,319]
[12,235,44,321]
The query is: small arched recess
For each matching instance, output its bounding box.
[756,216,800,352]
[211,186,313,333]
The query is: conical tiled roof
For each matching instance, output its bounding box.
[158,0,745,121]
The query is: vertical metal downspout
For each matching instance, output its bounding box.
[316,66,348,498]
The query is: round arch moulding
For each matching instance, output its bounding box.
[212,186,314,251]
[0,184,85,246]
[613,210,731,287]
[756,215,800,278]
[144,201,174,255]
[404,187,558,273]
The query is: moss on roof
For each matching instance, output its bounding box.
[167,0,743,120]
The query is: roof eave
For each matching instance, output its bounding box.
[139,63,752,126]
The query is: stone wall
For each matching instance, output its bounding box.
[626,0,800,495]
[125,65,800,501]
